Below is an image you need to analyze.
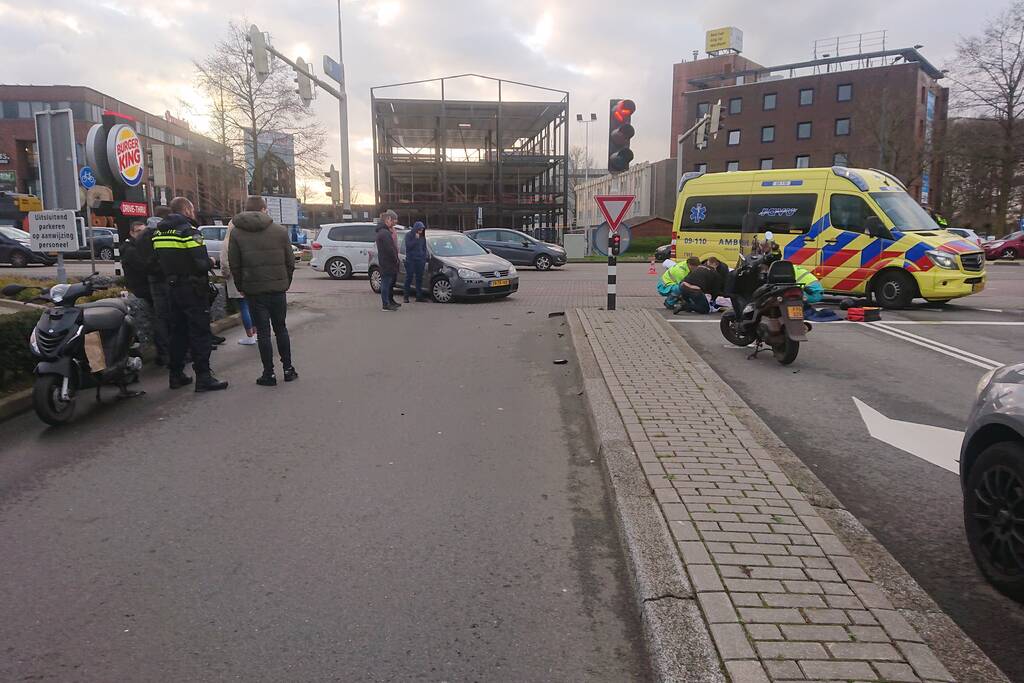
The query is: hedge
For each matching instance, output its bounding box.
[0,310,40,389]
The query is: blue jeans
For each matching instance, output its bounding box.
[404,259,425,299]
[380,272,396,307]
[678,291,710,314]
[237,297,253,331]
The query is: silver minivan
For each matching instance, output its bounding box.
[199,225,228,266]
[310,222,384,279]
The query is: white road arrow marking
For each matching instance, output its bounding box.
[852,397,963,474]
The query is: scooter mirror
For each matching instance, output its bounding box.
[1,284,24,296]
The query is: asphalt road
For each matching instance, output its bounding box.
[0,267,649,681]
[663,264,1024,682]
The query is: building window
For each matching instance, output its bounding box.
[797,121,812,139]
[833,152,849,167]
[837,84,853,102]
[695,163,708,173]
[727,130,741,146]
[697,102,710,118]
[729,97,742,115]
[795,155,811,168]
[799,88,815,106]
[760,158,774,170]
[726,161,740,172]
[761,126,775,143]
[835,118,851,136]
[763,93,777,111]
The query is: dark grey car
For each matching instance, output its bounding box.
[465,228,566,271]
[369,230,519,303]
[961,362,1024,602]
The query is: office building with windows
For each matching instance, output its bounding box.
[0,85,245,221]
[669,42,948,207]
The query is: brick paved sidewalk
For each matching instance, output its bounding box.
[576,308,955,683]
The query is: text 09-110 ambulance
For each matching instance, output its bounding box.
[671,166,986,308]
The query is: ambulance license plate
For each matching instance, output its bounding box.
[491,279,510,287]
[787,305,804,319]
[972,282,985,293]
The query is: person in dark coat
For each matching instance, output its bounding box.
[122,220,169,363]
[375,209,401,311]
[229,195,298,386]
[403,221,428,303]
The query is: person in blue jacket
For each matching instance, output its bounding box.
[404,221,429,302]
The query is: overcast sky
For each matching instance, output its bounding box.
[1,0,1010,203]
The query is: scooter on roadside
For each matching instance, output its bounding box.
[719,231,811,366]
[2,274,144,425]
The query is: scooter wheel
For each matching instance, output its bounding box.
[32,374,76,426]
[772,338,800,365]
[720,312,756,347]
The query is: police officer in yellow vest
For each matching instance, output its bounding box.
[657,256,699,308]
[152,197,228,392]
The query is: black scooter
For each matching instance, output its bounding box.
[2,275,144,425]
[719,236,810,366]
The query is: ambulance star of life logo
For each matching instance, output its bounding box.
[690,203,707,224]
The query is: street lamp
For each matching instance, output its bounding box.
[576,112,598,185]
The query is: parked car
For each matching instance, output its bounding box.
[961,362,1024,602]
[983,231,1023,260]
[64,227,117,261]
[464,228,566,270]
[310,222,385,279]
[947,227,984,247]
[654,243,672,262]
[198,225,228,266]
[0,226,54,267]
[369,229,518,303]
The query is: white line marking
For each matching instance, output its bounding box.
[877,321,1024,326]
[862,322,1003,370]
[979,308,1005,313]
[853,397,962,474]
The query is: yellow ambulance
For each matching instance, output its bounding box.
[671,167,986,308]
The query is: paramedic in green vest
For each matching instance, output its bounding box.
[657,256,700,309]
[794,265,824,312]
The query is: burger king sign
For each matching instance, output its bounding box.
[105,124,144,187]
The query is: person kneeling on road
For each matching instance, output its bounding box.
[673,257,723,315]
[794,265,824,312]
[657,257,699,309]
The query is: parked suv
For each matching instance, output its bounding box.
[310,222,386,279]
[464,228,566,270]
[199,225,228,266]
[961,362,1024,602]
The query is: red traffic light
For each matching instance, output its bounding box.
[612,99,635,123]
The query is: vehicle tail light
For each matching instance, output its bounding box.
[784,288,803,298]
[311,242,322,250]
[670,238,676,259]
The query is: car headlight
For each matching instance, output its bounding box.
[457,268,482,279]
[976,368,997,397]
[508,265,517,275]
[926,249,958,270]
[989,241,1005,248]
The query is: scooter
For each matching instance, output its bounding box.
[2,275,144,425]
[719,233,810,366]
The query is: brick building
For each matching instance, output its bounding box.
[670,47,948,208]
[0,85,245,221]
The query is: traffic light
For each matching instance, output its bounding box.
[608,99,636,173]
[694,118,709,149]
[325,164,340,205]
[247,25,270,83]
[610,232,621,256]
[709,99,724,140]
[295,57,313,106]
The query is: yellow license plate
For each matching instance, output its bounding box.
[972,282,985,293]
[787,305,804,319]
[490,279,510,287]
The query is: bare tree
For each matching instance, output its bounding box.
[853,81,927,189]
[194,22,326,198]
[296,179,324,204]
[567,145,593,224]
[949,1,1024,230]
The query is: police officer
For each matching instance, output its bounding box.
[152,197,228,392]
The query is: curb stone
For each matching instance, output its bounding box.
[0,313,241,425]
[648,309,1008,683]
[567,310,726,682]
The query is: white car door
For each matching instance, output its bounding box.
[344,224,376,273]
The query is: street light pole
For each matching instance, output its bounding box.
[576,112,597,227]
[337,0,352,218]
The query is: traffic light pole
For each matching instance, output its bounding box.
[337,0,352,217]
[607,233,616,310]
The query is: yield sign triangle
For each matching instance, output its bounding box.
[595,194,636,232]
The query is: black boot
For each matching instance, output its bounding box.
[403,295,410,303]
[283,366,298,382]
[211,334,226,345]
[195,372,229,392]
[169,371,193,389]
[256,373,277,387]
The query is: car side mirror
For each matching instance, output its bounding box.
[863,216,890,239]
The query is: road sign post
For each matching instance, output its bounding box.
[595,194,636,311]
[79,166,98,274]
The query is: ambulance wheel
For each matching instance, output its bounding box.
[872,270,916,309]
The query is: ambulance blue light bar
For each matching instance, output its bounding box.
[831,166,869,191]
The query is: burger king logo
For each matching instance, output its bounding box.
[106,125,144,187]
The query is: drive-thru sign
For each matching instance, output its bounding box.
[595,194,635,310]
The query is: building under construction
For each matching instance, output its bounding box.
[371,74,568,231]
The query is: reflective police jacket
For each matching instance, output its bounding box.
[660,262,691,287]
[152,214,212,279]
